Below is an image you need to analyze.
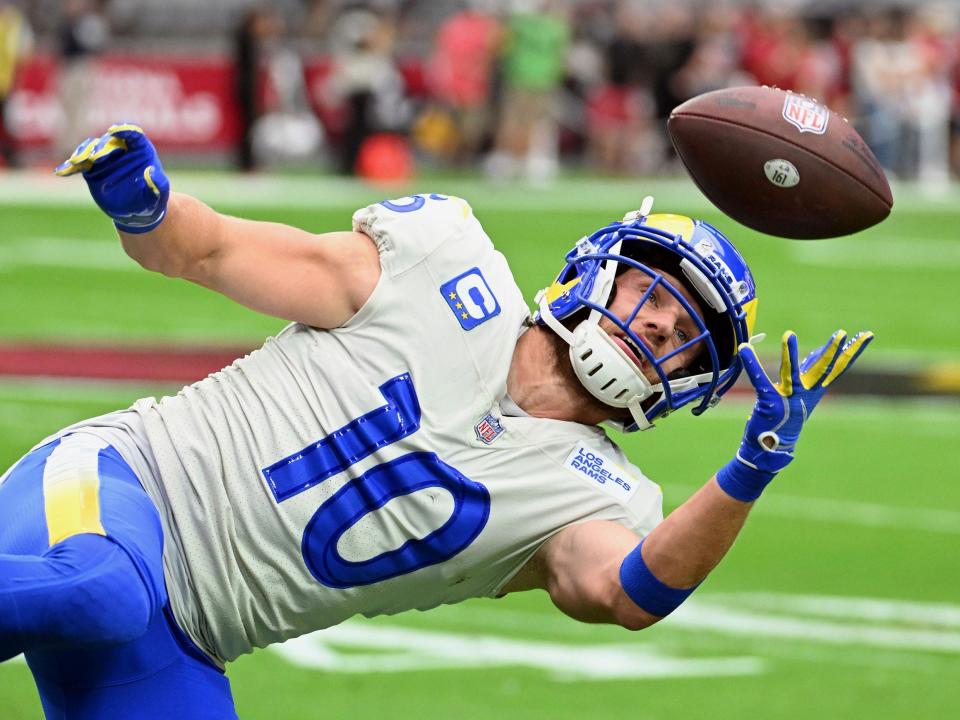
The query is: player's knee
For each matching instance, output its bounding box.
[43,534,155,646]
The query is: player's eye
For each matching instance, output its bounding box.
[675,328,689,343]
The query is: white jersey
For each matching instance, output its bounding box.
[64,195,664,665]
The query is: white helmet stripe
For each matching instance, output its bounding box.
[679,258,726,313]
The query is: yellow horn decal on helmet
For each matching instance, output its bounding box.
[742,297,759,337]
[543,277,580,304]
[644,213,695,241]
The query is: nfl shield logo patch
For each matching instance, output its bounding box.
[781,92,829,135]
[474,413,504,444]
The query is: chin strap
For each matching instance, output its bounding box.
[536,290,655,429]
[538,291,725,432]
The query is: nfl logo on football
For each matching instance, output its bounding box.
[782,92,829,135]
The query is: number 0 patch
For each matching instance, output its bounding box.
[440,268,501,331]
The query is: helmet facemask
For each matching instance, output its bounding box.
[535,203,756,431]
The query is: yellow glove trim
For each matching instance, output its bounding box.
[88,136,127,163]
[775,331,794,397]
[800,330,846,389]
[55,138,97,176]
[823,331,874,387]
[55,134,129,176]
[143,165,160,196]
[54,160,85,177]
[106,123,145,135]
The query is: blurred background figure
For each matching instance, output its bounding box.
[486,0,570,184]
[670,3,751,101]
[234,5,284,172]
[56,0,108,158]
[422,0,503,165]
[581,0,659,175]
[324,4,411,176]
[0,0,32,168]
[850,5,955,186]
[901,3,955,186]
[1,0,959,182]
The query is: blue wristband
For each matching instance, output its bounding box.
[715,455,777,502]
[618,539,699,618]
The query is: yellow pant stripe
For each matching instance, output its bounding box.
[43,435,108,546]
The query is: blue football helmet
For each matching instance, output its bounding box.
[535,200,758,431]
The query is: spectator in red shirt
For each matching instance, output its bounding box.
[426,1,503,163]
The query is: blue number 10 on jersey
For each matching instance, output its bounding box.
[262,374,491,588]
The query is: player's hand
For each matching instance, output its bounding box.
[717,329,874,502]
[55,123,170,234]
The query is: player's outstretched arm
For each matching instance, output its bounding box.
[56,123,380,328]
[525,330,873,630]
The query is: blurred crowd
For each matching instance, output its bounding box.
[2,0,960,185]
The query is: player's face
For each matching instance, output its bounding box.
[599,267,705,381]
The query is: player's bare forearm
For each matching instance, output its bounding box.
[119,192,381,328]
[118,192,222,279]
[59,124,381,327]
[639,476,752,588]
[529,476,753,632]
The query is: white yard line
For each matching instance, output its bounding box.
[789,236,960,269]
[707,593,960,628]
[0,237,138,272]
[273,622,764,680]
[669,604,960,653]
[424,593,960,655]
[425,594,960,653]
[268,592,960,679]
[747,492,960,535]
[9,594,959,675]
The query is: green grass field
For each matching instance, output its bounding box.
[1,173,958,718]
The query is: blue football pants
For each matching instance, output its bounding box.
[0,434,238,719]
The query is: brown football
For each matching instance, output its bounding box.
[668,86,893,239]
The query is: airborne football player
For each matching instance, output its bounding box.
[0,125,872,719]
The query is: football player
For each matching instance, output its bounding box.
[0,124,872,719]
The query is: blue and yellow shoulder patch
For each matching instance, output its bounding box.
[440,268,501,331]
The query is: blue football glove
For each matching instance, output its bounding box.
[716,329,874,502]
[55,123,170,234]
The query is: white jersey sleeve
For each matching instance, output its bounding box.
[352,193,478,277]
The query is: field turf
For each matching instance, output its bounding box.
[1,174,958,719]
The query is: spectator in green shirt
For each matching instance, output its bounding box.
[487,1,570,184]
